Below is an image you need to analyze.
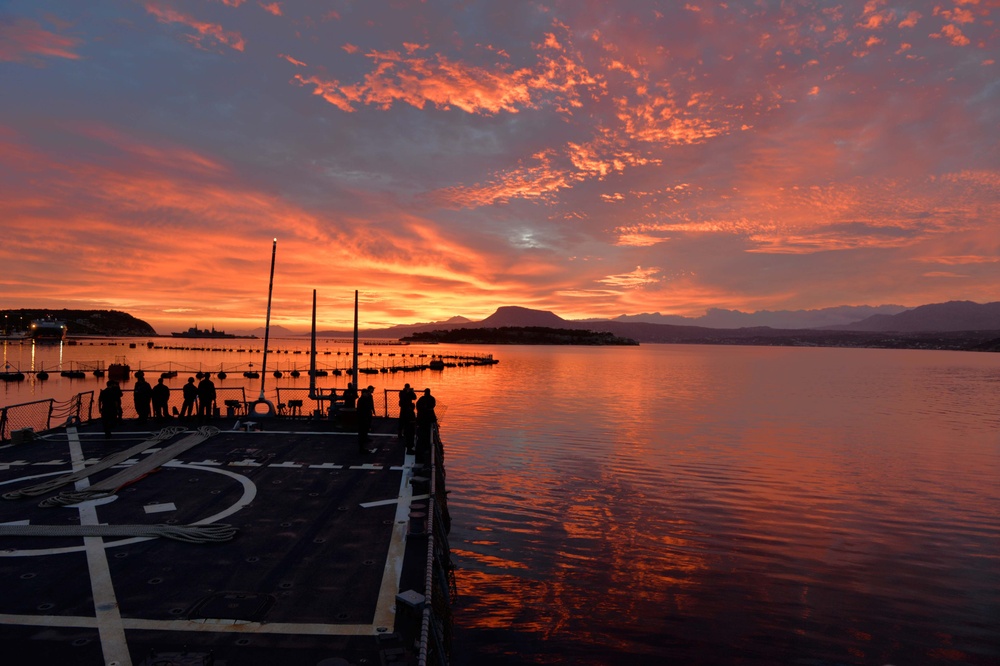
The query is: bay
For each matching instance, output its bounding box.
[3,339,999,664]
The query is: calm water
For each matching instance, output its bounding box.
[3,340,1000,665]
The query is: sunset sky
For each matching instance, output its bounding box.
[1,1,998,333]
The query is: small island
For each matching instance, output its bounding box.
[1,308,156,337]
[401,326,639,345]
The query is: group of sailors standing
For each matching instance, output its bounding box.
[97,371,220,437]
[348,381,436,455]
[98,372,438,455]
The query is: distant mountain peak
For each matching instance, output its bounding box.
[477,306,567,328]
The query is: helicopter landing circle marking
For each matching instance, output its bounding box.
[0,464,256,557]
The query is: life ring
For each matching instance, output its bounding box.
[246,399,276,417]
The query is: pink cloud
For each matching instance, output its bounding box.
[145,2,246,52]
[0,17,82,62]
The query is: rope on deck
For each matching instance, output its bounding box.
[0,522,237,543]
[2,426,186,500]
[40,426,220,507]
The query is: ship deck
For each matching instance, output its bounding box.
[0,414,450,665]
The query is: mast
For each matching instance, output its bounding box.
[309,289,318,400]
[258,238,277,402]
[352,290,359,387]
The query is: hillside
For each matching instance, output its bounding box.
[829,301,1000,332]
[3,309,157,337]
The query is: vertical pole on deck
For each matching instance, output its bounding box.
[258,238,277,402]
[309,289,317,399]
[352,290,359,388]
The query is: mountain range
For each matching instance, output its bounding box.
[291,300,1000,346]
[602,304,910,329]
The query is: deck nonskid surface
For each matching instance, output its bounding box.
[0,417,420,663]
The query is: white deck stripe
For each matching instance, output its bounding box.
[360,493,429,509]
[0,613,377,635]
[67,427,133,666]
[372,451,416,630]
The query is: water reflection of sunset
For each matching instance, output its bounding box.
[3,3,998,333]
[437,344,999,664]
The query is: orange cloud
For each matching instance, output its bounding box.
[922,271,970,278]
[430,150,577,207]
[278,53,306,67]
[430,129,661,208]
[0,17,82,62]
[614,93,727,146]
[937,6,976,24]
[145,2,246,52]
[915,255,999,265]
[294,50,536,114]
[259,2,283,17]
[899,11,922,28]
[614,233,668,247]
[598,267,662,288]
[292,22,602,117]
[932,24,972,46]
[857,5,895,31]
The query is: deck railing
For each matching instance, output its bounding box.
[418,422,454,666]
[0,388,255,441]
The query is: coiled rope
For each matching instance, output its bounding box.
[0,523,237,543]
[3,426,186,501]
[40,426,220,508]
